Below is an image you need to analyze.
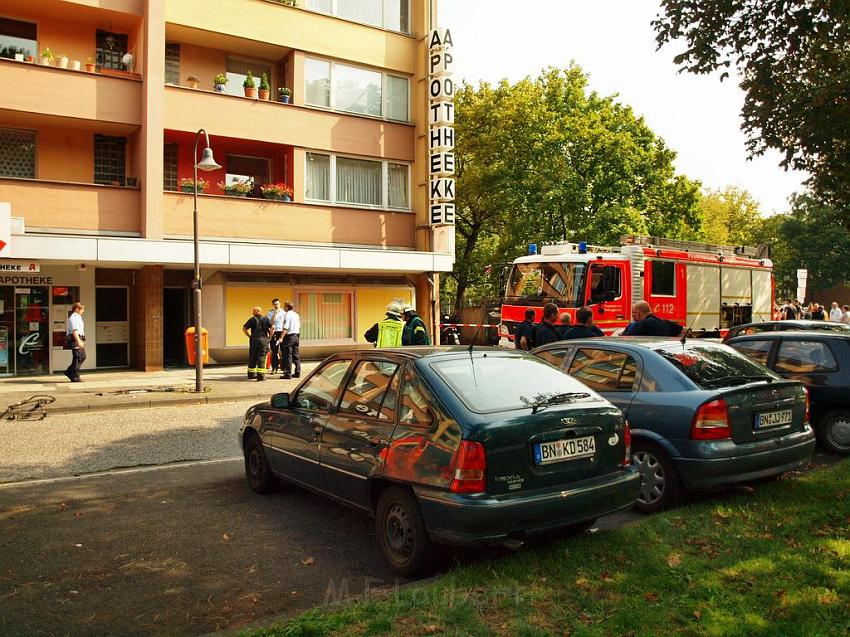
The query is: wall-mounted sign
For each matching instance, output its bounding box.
[428,28,455,226]
[0,261,40,273]
[0,275,53,286]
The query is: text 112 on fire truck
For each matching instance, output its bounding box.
[498,235,773,343]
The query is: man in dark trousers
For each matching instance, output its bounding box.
[515,309,536,350]
[65,302,86,382]
[401,304,431,346]
[280,301,301,379]
[242,306,272,381]
[627,301,683,337]
[534,303,561,346]
[562,307,604,340]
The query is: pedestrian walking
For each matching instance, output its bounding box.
[267,298,286,374]
[514,309,536,350]
[365,302,405,348]
[534,303,561,347]
[242,306,272,381]
[279,301,301,379]
[65,302,86,382]
[401,304,431,346]
[561,307,604,340]
[829,302,843,322]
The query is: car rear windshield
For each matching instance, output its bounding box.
[429,354,599,413]
[657,342,780,389]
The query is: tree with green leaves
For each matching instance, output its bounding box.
[653,1,850,216]
[697,186,763,247]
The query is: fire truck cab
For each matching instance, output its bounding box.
[499,236,773,344]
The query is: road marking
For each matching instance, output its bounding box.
[0,456,242,489]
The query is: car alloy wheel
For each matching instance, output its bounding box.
[821,411,850,456]
[633,450,665,506]
[631,442,682,514]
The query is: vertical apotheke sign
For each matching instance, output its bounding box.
[428,28,455,226]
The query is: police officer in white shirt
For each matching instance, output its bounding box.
[267,298,286,374]
[65,302,86,382]
[280,300,301,379]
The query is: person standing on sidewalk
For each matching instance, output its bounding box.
[280,301,301,379]
[65,302,86,382]
[267,298,286,374]
[242,307,272,381]
[401,304,431,346]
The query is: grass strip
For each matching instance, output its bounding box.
[244,460,850,636]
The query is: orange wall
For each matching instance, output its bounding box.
[38,127,94,182]
[34,16,139,68]
[175,43,226,91]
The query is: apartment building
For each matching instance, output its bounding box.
[0,0,454,376]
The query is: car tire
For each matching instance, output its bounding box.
[244,432,277,494]
[818,411,850,456]
[632,441,682,514]
[375,486,432,577]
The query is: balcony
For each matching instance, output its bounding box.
[0,58,142,126]
[163,191,415,249]
[164,86,414,161]
[0,178,141,235]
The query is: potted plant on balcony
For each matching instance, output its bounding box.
[243,71,257,98]
[56,53,69,69]
[25,54,34,63]
[219,179,254,197]
[277,87,291,104]
[259,73,270,100]
[85,57,96,72]
[186,75,200,89]
[213,73,228,93]
[69,58,81,71]
[39,47,54,66]
[180,177,209,193]
[260,183,294,202]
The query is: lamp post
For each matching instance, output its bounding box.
[192,129,221,393]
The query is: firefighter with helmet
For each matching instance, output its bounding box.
[364,301,405,347]
[402,304,431,346]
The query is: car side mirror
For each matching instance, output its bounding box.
[271,392,290,409]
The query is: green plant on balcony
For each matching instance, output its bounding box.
[243,71,257,98]
[277,86,292,104]
[260,182,294,202]
[214,73,228,93]
[219,179,254,197]
[39,47,54,66]
[259,73,271,100]
[180,177,209,193]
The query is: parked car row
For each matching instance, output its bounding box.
[239,334,833,575]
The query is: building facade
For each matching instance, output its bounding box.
[0,0,453,376]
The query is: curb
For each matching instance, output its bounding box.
[8,392,271,416]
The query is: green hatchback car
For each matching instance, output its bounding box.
[240,347,640,576]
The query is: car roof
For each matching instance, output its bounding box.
[331,346,527,362]
[727,330,850,341]
[733,320,848,329]
[532,336,720,353]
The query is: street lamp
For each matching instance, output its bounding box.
[192,129,221,393]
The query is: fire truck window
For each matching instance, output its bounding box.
[508,263,586,306]
[589,266,621,303]
[650,261,675,296]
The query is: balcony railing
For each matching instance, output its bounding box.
[163,191,414,248]
[0,178,141,235]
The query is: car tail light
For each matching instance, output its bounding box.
[690,399,731,440]
[450,440,486,494]
[623,421,632,465]
[804,388,811,424]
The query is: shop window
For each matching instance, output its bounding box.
[225,58,272,98]
[0,17,37,60]
[297,292,353,340]
[163,143,178,191]
[94,134,126,186]
[0,128,36,179]
[165,43,180,85]
[225,155,270,197]
[96,30,128,71]
[650,260,675,296]
[51,287,80,347]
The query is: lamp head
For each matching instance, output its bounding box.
[195,147,221,172]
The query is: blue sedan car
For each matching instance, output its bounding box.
[533,338,815,512]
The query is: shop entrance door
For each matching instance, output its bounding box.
[0,287,13,376]
[14,286,50,375]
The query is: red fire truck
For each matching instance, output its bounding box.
[499,235,774,344]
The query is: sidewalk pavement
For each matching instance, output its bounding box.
[0,362,320,417]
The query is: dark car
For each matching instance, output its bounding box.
[723,320,850,342]
[532,338,815,513]
[239,347,639,576]
[726,331,850,455]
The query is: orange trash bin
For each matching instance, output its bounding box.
[185,327,209,365]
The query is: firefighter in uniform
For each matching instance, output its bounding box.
[401,304,431,346]
[242,306,273,380]
[364,302,405,348]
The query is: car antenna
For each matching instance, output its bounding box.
[682,299,708,346]
[467,319,488,386]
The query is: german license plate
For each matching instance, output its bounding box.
[755,409,793,429]
[534,436,596,465]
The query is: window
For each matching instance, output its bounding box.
[0,17,37,60]
[568,349,637,392]
[775,340,838,374]
[163,143,178,191]
[537,349,569,368]
[306,0,410,33]
[164,43,180,85]
[657,342,779,389]
[507,263,587,307]
[93,134,126,186]
[225,58,272,98]
[0,128,36,178]
[650,261,675,296]
[339,360,399,420]
[588,265,622,303]
[305,153,410,210]
[225,155,270,196]
[298,292,353,340]
[304,57,410,122]
[51,286,80,348]
[96,30,128,71]
[729,340,773,366]
[295,359,351,411]
[399,367,435,427]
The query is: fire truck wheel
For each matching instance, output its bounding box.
[631,441,682,514]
